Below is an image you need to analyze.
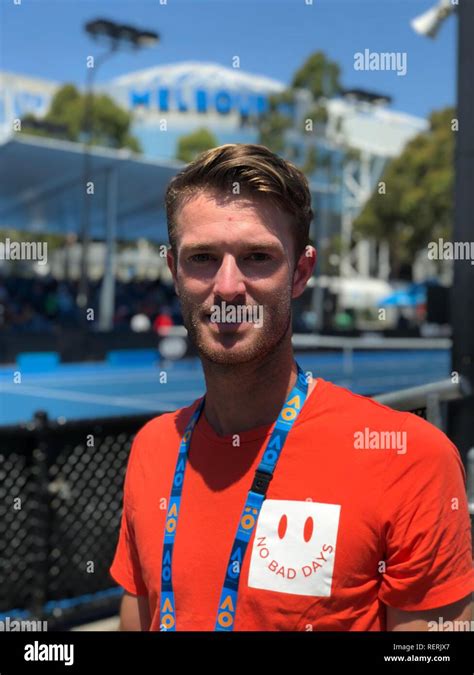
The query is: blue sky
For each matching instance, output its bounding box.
[0,0,456,120]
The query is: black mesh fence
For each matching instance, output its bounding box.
[0,411,158,629]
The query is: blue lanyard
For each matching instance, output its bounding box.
[160,363,309,631]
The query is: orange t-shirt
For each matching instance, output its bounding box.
[109,377,474,631]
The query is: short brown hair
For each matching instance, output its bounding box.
[165,143,313,263]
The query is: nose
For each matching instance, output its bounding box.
[212,254,246,300]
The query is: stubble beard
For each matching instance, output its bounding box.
[178,286,293,366]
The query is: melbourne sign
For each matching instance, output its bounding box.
[129,87,273,116]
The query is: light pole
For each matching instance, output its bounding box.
[76,18,159,318]
[449,1,474,459]
[411,1,474,459]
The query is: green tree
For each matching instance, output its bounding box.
[19,83,142,152]
[354,106,455,273]
[176,127,218,163]
[291,51,341,100]
[257,51,342,173]
[301,145,318,176]
[258,90,296,155]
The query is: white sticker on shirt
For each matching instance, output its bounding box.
[248,499,341,597]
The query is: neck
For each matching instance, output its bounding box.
[202,333,298,437]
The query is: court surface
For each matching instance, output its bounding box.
[0,349,450,426]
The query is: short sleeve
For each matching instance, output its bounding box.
[378,413,474,611]
[109,434,148,596]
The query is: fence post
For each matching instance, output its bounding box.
[426,392,443,430]
[342,346,353,377]
[29,411,51,620]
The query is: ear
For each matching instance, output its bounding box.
[166,249,179,296]
[292,245,317,300]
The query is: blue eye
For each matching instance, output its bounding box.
[247,253,271,261]
[188,252,271,263]
[189,253,212,262]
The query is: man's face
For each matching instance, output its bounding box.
[167,190,315,365]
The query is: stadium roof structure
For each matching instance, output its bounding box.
[108,60,286,94]
[0,133,183,242]
[0,132,325,243]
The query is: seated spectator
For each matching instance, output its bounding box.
[153,305,174,335]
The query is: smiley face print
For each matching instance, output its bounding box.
[248,499,341,597]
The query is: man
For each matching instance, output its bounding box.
[110,143,473,631]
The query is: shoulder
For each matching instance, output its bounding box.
[313,378,410,427]
[312,379,462,466]
[400,409,465,471]
[120,397,203,508]
[124,397,203,477]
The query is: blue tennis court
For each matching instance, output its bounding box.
[0,349,450,426]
